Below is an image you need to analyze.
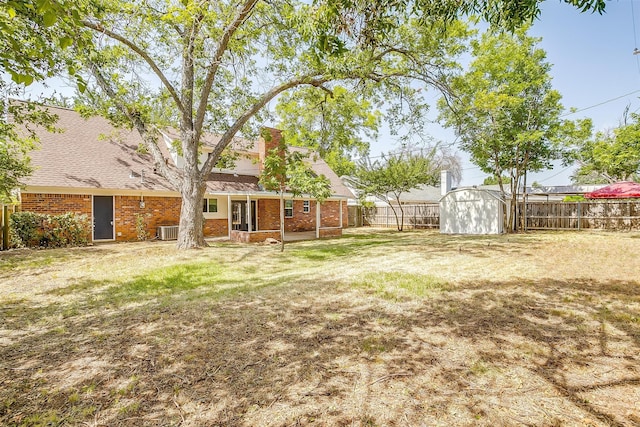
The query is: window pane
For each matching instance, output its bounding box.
[203,198,208,212]
[285,199,293,218]
[209,199,217,213]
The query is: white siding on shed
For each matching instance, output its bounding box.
[440,188,504,234]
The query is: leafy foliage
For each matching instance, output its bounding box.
[10,212,90,248]
[568,112,640,184]
[355,145,459,231]
[1,1,87,201]
[0,100,60,202]
[276,86,380,176]
[439,27,584,231]
[65,0,607,248]
[259,134,331,251]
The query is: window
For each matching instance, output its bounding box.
[202,198,218,213]
[303,200,310,213]
[284,199,293,218]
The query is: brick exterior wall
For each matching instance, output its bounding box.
[285,200,317,232]
[21,193,227,242]
[20,193,92,217]
[21,192,344,243]
[319,200,345,228]
[230,229,281,243]
[256,199,347,232]
[115,195,181,241]
[257,199,281,231]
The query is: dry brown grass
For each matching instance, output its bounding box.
[1,229,639,426]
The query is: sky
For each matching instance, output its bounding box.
[20,0,640,187]
[368,0,640,187]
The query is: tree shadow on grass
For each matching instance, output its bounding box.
[1,275,639,426]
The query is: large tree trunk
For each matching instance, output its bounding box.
[177,178,207,249]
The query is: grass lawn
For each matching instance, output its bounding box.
[1,228,639,426]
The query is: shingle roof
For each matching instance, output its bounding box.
[22,105,176,192]
[18,103,351,198]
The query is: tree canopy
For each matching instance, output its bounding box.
[438,27,580,231]
[275,86,380,177]
[355,144,459,231]
[0,0,86,202]
[2,0,608,247]
[568,112,640,184]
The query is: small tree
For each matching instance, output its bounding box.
[356,145,459,231]
[259,135,331,252]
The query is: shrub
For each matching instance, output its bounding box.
[9,211,42,248]
[135,213,150,241]
[10,212,91,248]
[563,195,586,202]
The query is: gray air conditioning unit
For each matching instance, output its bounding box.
[157,225,179,240]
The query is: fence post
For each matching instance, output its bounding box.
[2,205,9,251]
[577,202,581,230]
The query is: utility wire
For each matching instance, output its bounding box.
[560,89,640,117]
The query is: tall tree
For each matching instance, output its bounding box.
[439,27,576,232]
[355,145,459,231]
[70,0,606,248]
[275,86,380,177]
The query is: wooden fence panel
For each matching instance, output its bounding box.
[363,204,440,229]
[523,200,640,230]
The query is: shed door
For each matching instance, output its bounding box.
[93,196,114,240]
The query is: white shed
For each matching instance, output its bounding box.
[440,188,505,234]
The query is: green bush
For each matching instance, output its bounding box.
[10,212,91,248]
[563,195,586,202]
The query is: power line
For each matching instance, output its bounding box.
[536,165,573,184]
[560,89,640,117]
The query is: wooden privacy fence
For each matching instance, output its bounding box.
[363,204,440,229]
[522,200,640,230]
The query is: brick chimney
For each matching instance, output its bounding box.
[258,127,285,172]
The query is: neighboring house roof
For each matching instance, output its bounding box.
[397,185,442,204]
[585,181,640,199]
[18,103,350,198]
[527,184,606,196]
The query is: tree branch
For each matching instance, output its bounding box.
[194,0,260,140]
[82,19,185,115]
[200,75,328,177]
[88,62,181,188]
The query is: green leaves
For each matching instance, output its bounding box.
[276,85,380,176]
[570,113,640,184]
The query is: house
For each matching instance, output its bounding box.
[16,103,352,243]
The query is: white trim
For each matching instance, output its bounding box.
[246,194,252,232]
[92,195,115,242]
[316,201,321,239]
[227,194,232,238]
[284,199,293,218]
[23,186,350,201]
